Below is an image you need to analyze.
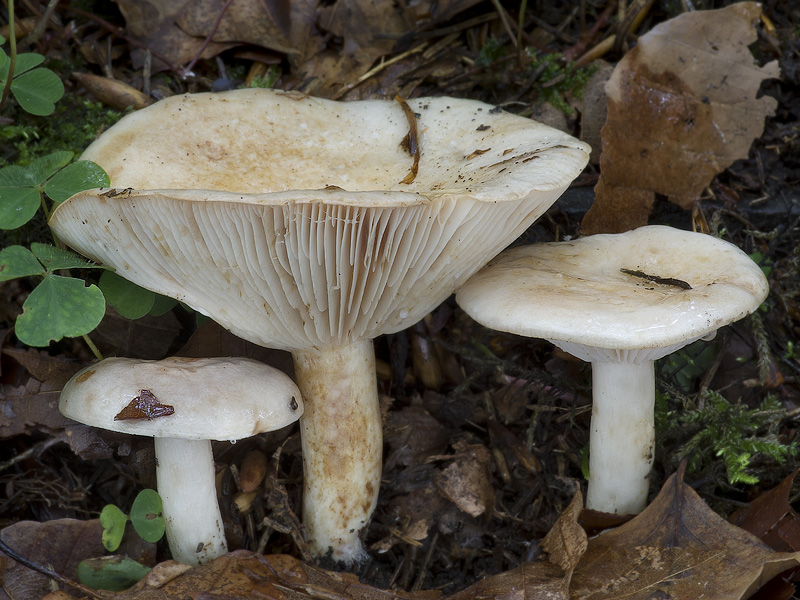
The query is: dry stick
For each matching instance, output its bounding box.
[411,531,439,591]
[487,0,518,49]
[180,0,236,78]
[563,1,616,62]
[0,537,106,600]
[18,0,59,48]
[331,42,429,100]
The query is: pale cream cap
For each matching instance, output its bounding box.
[456,226,769,359]
[60,356,303,440]
[50,90,590,351]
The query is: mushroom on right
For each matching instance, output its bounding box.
[456,225,769,515]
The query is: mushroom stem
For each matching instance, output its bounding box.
[293,340,382,564]
[586,360,655,514]
[154,437,228,565]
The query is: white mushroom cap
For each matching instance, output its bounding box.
[456,225,769,515]
[60,356,303,440]
[456,225,769,359]
[49,89,590,351]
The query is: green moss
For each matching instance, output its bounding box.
[527,52,594,115]
[2,98,123,167]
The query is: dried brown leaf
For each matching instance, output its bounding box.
[730,468,800,552]
[446,561,570,600]
[583,2,779,234]
[116,551,440,600]
[72,72,152,111]
[434,443,494,518]
[177,0,321,60]
[570,467,800,599]
[114,0,234,71]
[0,380,68,438]
[541,489,587,577]
[0,520,112,600]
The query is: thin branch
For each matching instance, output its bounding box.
[0,537,107,599]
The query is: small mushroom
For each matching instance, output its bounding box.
[456,225,769,514]
[50,88,590,562]
[59,356,303,565]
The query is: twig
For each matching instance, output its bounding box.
[0,437,59,474]
[180,0,236,78]
[488,0,518,48]
[0,537,107,599]
[18,0,59,48]
[411,532,438,591]
[331,42,429,100]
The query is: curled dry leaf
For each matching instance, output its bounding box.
[115,550,442,600]
[730,468,800,552]
[72,73,152,111]
[0,518,152,600]
[583,1,780,234]
[570,466,800,600]
[434,442,495,518]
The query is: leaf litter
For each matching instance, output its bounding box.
[3,0,800,599]
[582,2,781,234]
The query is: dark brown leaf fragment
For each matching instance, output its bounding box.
[114,390,175,421]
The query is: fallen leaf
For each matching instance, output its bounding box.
[384,405,449,469]
[115,550,441,599]
[583,2,779,234]
[72,72,152,110]
[0,519,153,600]
[114,390,175,421]
[445,489,586,600]
[730,468,800,552]
[434,442,495,518]
[113,0,234,71]
[446,561,570,600]
[570,466,800,599]
[541,489,588,577]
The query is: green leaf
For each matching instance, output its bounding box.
[26,151,73,185]
[11,68,65,116]
[45,160,110,203]
[10,53,45,76]
[150,294,179,317]
[99,271,155,319]
[77,556,150,592]
[130,489,165,543]
[0,164,40,187]
[0,186,40,229]
[0,245,46,281]
[100,504,128,552]
[14,275,106,346]
[31,242,99,271]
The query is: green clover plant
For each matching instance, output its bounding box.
[100,488,166,552]
[76,489,165,591]
[1,24,65,117]
[0,150,178,349]
[77,556,152,592]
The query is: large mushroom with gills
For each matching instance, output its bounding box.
[49,88,590,563]
[59,356,303,566]
[456,225,770,515]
